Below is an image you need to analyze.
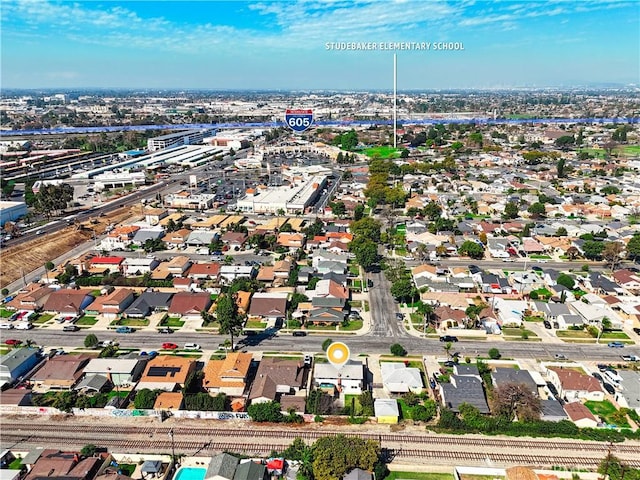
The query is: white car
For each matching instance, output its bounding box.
[14,322,33,330]
[0,323,14,329]
[184,343,201,351]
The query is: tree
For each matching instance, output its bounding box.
[321,338,333,351]
[34,183,74,219]
[390,343,407,357]
[582,240,605,260]
[566,246,580,260]
[627,234,640,261]
[247,401,283,422]
[80,444,97,457]
[458,240,485,260]
[328,201,346,217]
[556,158,566,178]
[555,227,567,237]
[390,277,413,302]
[488,347,501,359]
[84,334,98,348]
[350,217,382,243]
[490,382,541,422]
[555,135,574,150]
[503,202,520,219]
[350,237,378,271]
[603,241,625,270]
[45,261,55,272]
[527,202,546,218]
[443,341,453,359]
[1,288,8,297]
[216,294,243,351]
[413,400,438,421]
[423,201,442,221]
[556,273,575,290]
[353,203,365,221]
[358,391,374,416]
[311,435,379,480]
[134,389,159,409]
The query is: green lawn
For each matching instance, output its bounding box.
[344,394,363,415]
[556,329,592,338]
[0,308,14,318]
[349,264,360,276]
[502,328,538,338]
[116,465,137,477]
[32,313,55,324]
[620,145,640,156]
[8,458,23,470]
[600,331,631,340]
[76,316,98,326]
[529,254,551,260]
[585,400,630,428]
[116,318,149,327]
[363,146,401,159]
[339,320,363,331]
[162,317,186,328]
[577,147,607,159]
[244,319,265,329]
[398,398,412,420]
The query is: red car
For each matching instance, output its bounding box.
[5,339,22,346]
[161,342,178,350]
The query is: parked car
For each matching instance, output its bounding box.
[592,372,604,382]
[633,327,640,335]
[439,335,459,342]
[0,323,13,329]
[97,340,118,348]
[543,320,552,329]
[531,266,543,272]
[554,354,568,360]
[621,355,640,362]
[5,339,21,346]
[292,331,307,337]
[63,324,80,332]
[162,342,179,350]
[608,342,625,348]
[602,382,616,395]
[159,327,174,334]
[304,355,312,366]
[184,343,201,351]
[116,326,134,334]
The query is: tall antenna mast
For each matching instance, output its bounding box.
[393,53,397,149]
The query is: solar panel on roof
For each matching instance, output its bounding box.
[147,366,181,377]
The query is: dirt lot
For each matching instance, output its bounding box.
[0,207,136,289]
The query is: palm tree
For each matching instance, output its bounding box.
[443,341,453,359]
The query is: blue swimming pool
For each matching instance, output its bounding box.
[174,467,206,480]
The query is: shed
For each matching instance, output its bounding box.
[374,398,399,424]
[141,460,163,477]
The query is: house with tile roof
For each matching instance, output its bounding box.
[203,352,253,396]
[563,401,599,428]
[547,367,604,402]
[42,289,95,316]
[137,355,196,391]
[168,292,212,320]
[154,391,183,411]
[5,283,54,313]
[86,288,135,320]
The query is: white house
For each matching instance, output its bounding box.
[313,360,364,395]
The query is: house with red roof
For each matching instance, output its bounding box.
[86,288,135,320]
[187,262,221,281]
[563,401,599,428]
[547,367,604,402]
[168,292,212,321]
[88,256,125,274]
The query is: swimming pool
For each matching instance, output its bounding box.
[174,467,206,480]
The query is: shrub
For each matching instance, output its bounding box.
[390,343,407,356]
[488,348,501,359]
[321,338,333,351]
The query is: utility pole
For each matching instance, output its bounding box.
[168,428,176,465]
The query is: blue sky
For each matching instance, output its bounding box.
[1,0,638,90]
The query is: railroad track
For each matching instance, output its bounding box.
[2,421,639,468]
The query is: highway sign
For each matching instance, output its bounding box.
[285,109,313,132]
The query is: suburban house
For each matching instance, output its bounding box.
[532,302,572,323]
[168,292,213,320]
[5,283,54,313]
[273,259,293,279]
[313,360,365,395]
[220,231,247,249]
[380,362,423,394]
[540,398,570,422]
[256,266,275,284]
[563,401,599,428]
[86,288,135,320]
[247,292,288,324]
[30,354,93,391]
[613,371,640,414]
[491,368,538,395]
[219,265,255,284]
[80,357,146,387]
[21,449,103,480]
[165,256,193,277]
[205,453,269,480]
[439,375,490,414]
[124,291,174,318]
[188,262,221,281]
[546,367,604,402]
[203,352,253,396]
[162,228,192,249]
[122,257,160,277]
[276,232,306,250]
[137,355,196,391]
[144,207,169,225]
[42,289,95,316]
[88,256,126,275]
[132,228,165,246]
[0,347,41,387]
[248,357,306,404]
[186,230,218,247]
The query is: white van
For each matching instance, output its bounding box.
[603,369,622,384]
[14,322,33,330]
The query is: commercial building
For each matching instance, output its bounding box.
[0,201,27,226]
[236,175,327,214]
[147,128,214,151]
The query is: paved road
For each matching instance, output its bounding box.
[367,271,407,338]
[7,328,639,363]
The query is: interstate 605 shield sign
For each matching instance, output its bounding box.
[285,109,313,132]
